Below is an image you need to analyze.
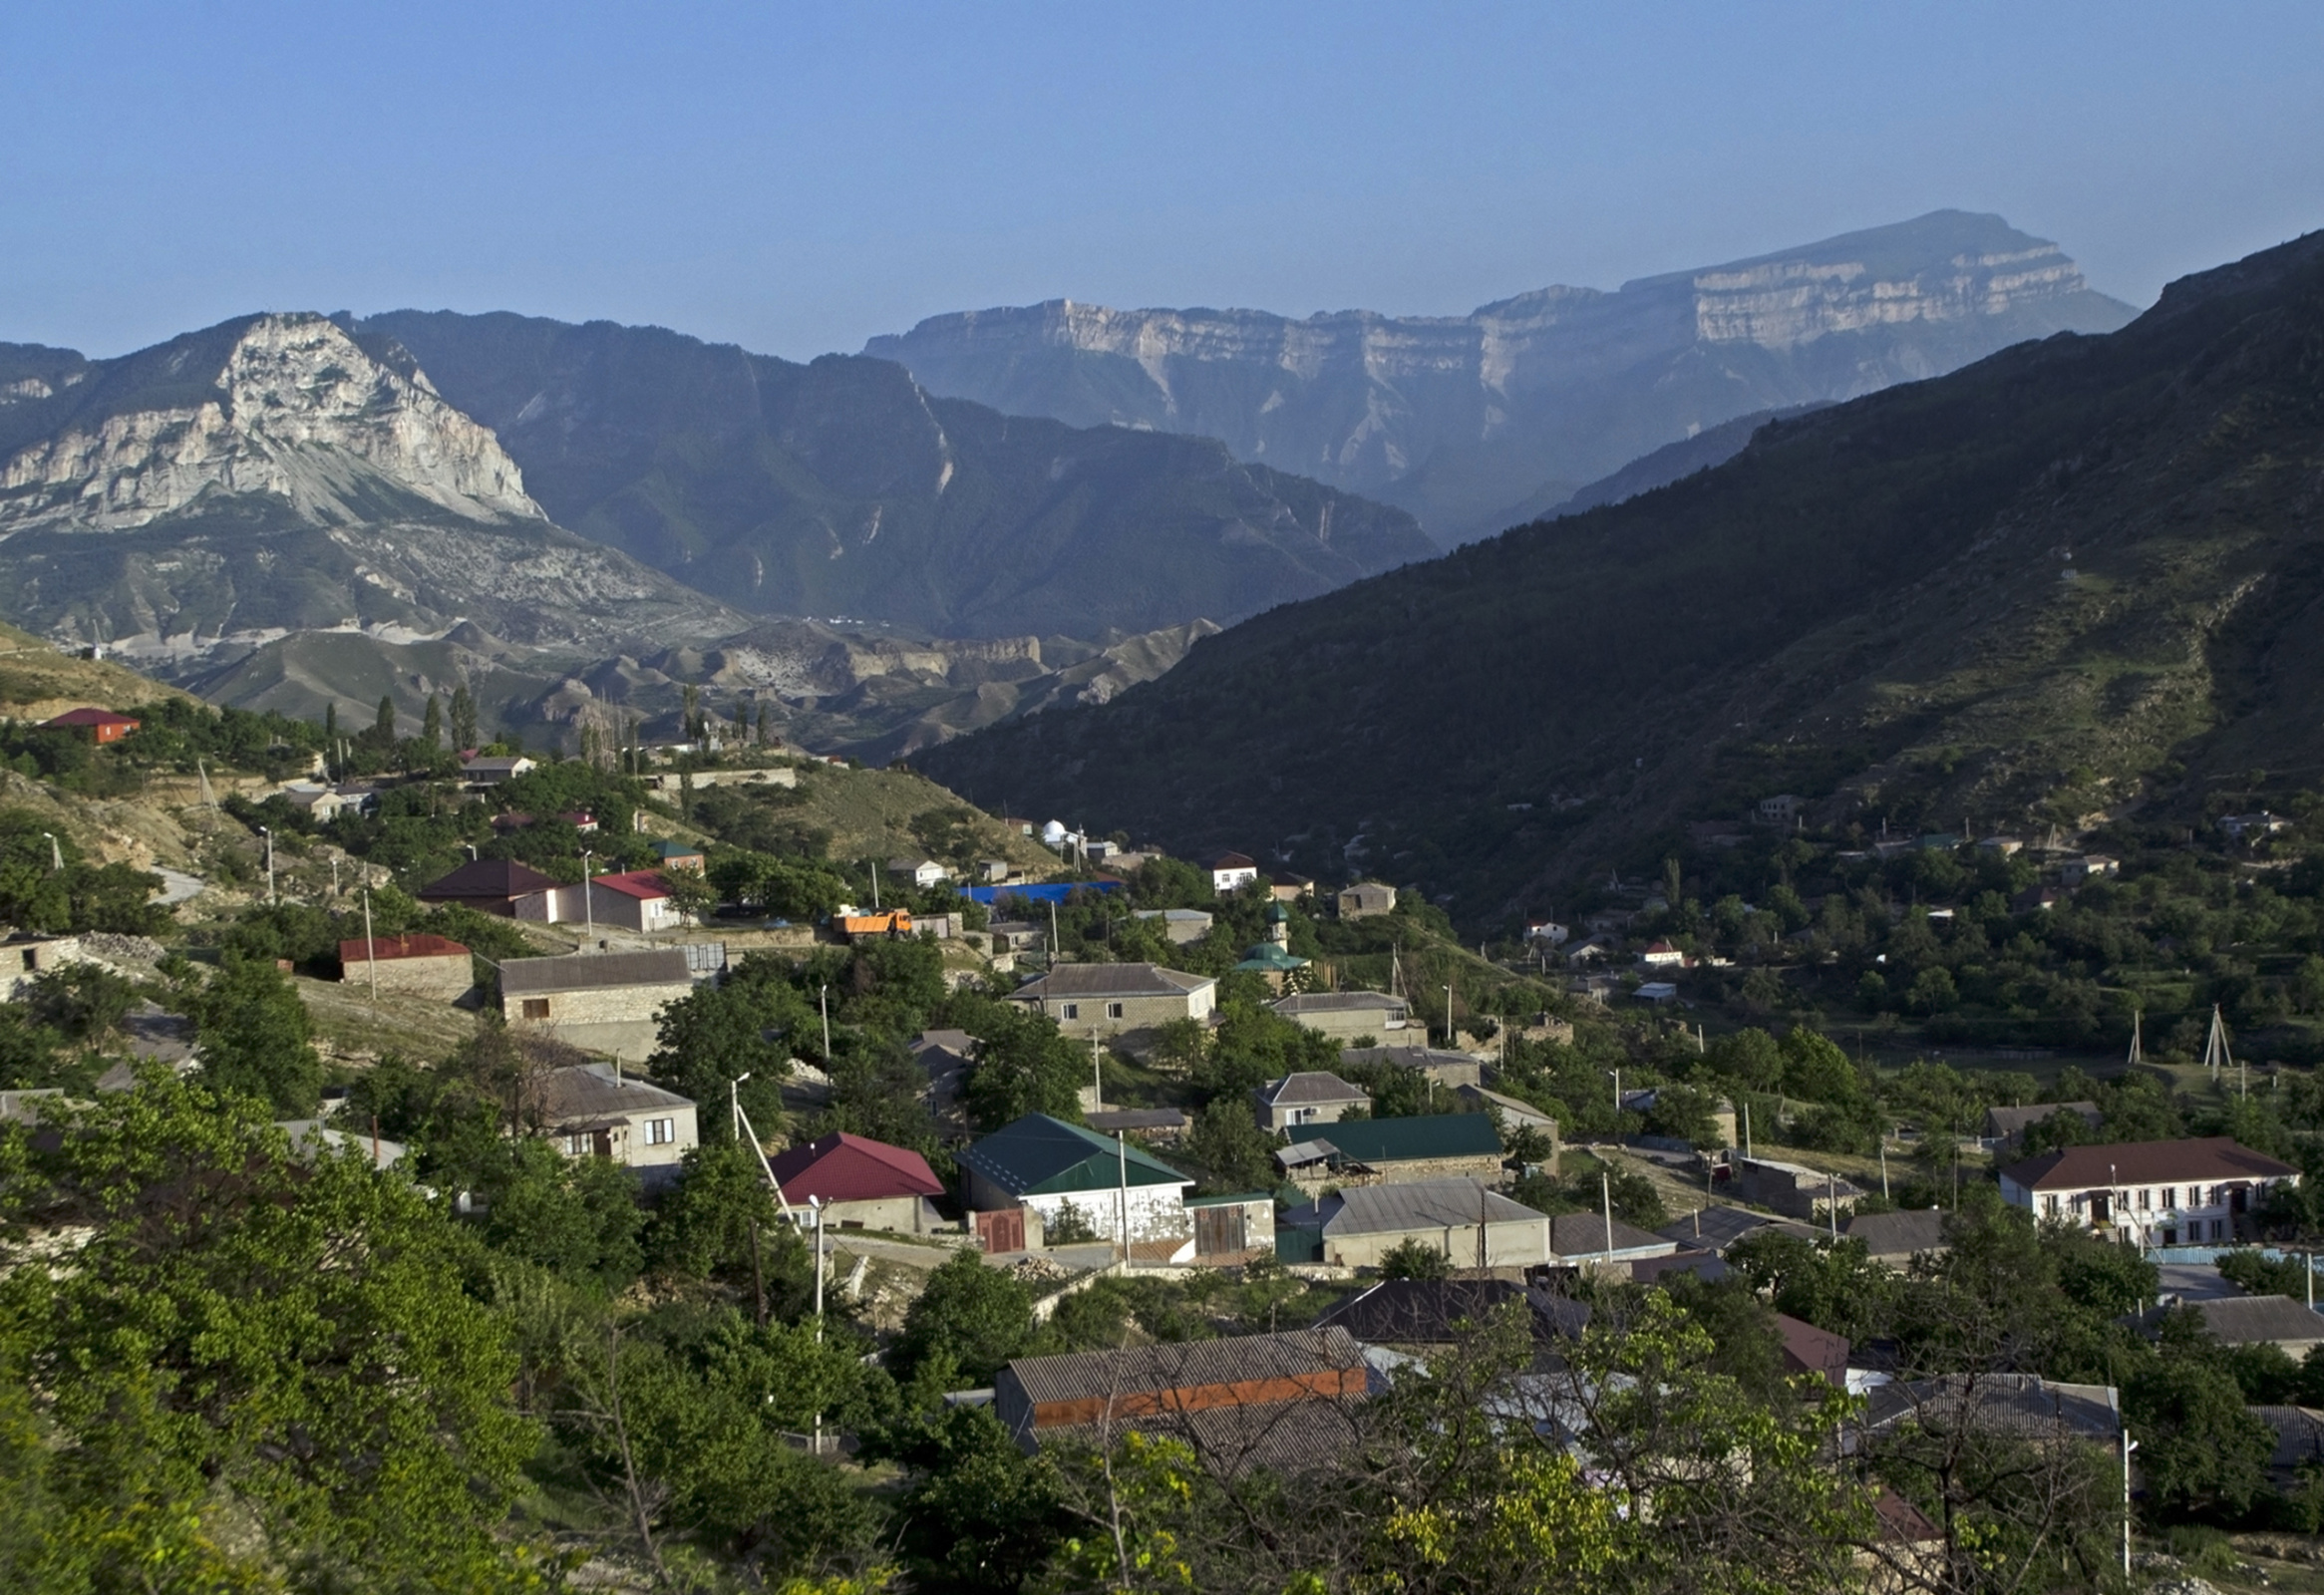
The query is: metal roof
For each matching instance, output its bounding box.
[1844,1208,1948,1258]
[1657,1205,1823,1253]
[1296,1177,1543,1237]
[530,1063,694,1123]
[1314,1279,1589,1346]
[338,933,469,964]
[1002,1327,1362,1409]
[1546,1211,1672,1258]
[1340,1046,1484,1072]
[2140,1294,2324,1347]
[960,1113,1190,1196]
[1271,991,1406,1015]
[500,949,693,997]
[766,1131,944,1203]
[1009,963,1214,1001]
[1862,1374,2119,1442]
[1253,1072,1368,1107]
[418,857,561,900]
[1084,1109,1188,1133]
[1031,1387,1370,1477]
[2000,1135,2297,1191]
[1297,1113,1499,1166]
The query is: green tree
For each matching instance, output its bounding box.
[2125,1347,2274,1518]
[476,1138,647,1290]
[893,1253,1035,1385]
[373,694,396,742]
[190,953,325,1115]
[646,956,807,1136]
[1379,1237,1454,1280]
[1182,1099,1279,1194]
[421,693,443,749]
[449,682,479,751]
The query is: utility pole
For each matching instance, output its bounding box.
[820,984,831,1061]
[2122,1426,2139,1578]
[1879,1137,1890,1201]
[1443,983,1455,1047]
[810,1197,827,1456]
[1601,1172,1615,1266]
[1091,1033,1105,1114]
[330,855,340,898]
[580,850,595,945]
[1743,1101,1752,1159]
[260,825,275,905]
[1117,1132,1129,1270]
[41,832,61,872]
[361,883,378,1004]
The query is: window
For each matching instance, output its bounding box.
[2043,1195,2060,1218]
[2163,1187,2177,1209]
[2212,1219,2226,1241]
[2137,1188,2151,1210]
[1060,1003,1079,1020]
[1107,1002,1125,1020]
[645,1117,675,1145]
[522,998,549,1020]
[562,1132,588,1155]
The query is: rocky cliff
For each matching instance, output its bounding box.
[0,315,744,654]
[867,210,2139,544]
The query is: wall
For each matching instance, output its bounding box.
[1281,1006,1415,1045]
[1322,1215,1551,1270]
[1259,1098,1365,1132]
[822,1194,941,1234]
[1036,986,1212,1037]
[341,952,473,999]
[504,981,693,1027]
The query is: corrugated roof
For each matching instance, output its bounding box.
[2147,1295,2324,1347]
[1003,1327,1362,1409]
[1314,1279,1589,1346]
[1305,1177,1543,1237]
[1271,991,1406,1015]
[1984,1102,2100,1137]
[1085,1109,1188,1133]
[1010,963,1214,1000]
[1863,1375,2118,1441]
[1546,1211,1672,1257]
[1302,1114,1500,1166]
[501,949,692,997]
[766,1131,944,1203]
[2250,1405,2324,1473]
[1845,1208,1948,1258]
[338,933,470,964]
[1254,1072,1368,1107]
[960,1113,1190,1196]
[589,869,671,901]
[1033,1389,1369,1477]
[2000,1136,2297,1191]
[418,857,561,900]
[531,1063,693,1122]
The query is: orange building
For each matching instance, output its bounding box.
[42,707,141,744]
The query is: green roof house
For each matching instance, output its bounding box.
[961,1114,1195,1255]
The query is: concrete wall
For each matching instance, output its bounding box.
[504,981,693,1028]
[1287,1151,1503,1199]
[573,882,682,934]
[964,1180,1191,1249]
[1258,1097,1366,1132]
[1036,986,1214,1037]
[823,1194,943,1234]
[1282,1007,1416,1046]
[1321,1215,1551,1270]
[550,1102,699,1170]
[341,951,473,998]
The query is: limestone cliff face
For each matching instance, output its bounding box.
[0,314,539,532]
[866,210,2139,544]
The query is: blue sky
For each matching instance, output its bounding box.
[6,1,2320,360]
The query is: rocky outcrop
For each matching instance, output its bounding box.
[867,210,2139,544]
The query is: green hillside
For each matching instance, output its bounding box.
[919,228,2324,925]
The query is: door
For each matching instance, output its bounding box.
[2090,1193,2111,1224]
[975,1208,1025,1255]
[1194,1204,1246,1257]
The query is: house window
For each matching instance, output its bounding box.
[2163,1187,2177,1209]
[2043,1195,2060,1218]
[645,1117,675,1145]
[2212,1219,2226,1241]
[562,1132,588,1155]
[1060,1003,1079,1020]
[2137,1188,2151,1210]
[522,998,549,1020]
[1107,1002,1125,1020]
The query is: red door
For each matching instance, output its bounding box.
[975,1209,1025,1254]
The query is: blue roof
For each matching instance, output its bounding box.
[956,881,1126,906]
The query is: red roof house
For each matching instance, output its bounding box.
[42,707,141,744]
[767,1131,947,1234]
[583,869,681,933]
[336,933,475,998]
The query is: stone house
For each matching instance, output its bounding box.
[993,1329,1368,1457]
[1279,1177,1551,1270]
[1719,1155,1863,1223]
[336,933,474,999]
[1338,1045,1483,1091]
[499,949,696,1056]
[1456,1084,1559,1140]
[1269,989,1416,1045]
[1274,1113,1502,1194]
[528,1061,697,1180]
[648,839,707,873]
[461,754,536,786]
[1130,908,1213,945]
[767,1131,947,1234]
[1253,1071,1371,1132]
[1005,962,1216,1039]
[1543,1212,1680,1272]
[1337,881,1398,919]
[3,934,90,1001]
[959,1113,1194,1256]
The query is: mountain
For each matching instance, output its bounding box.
[915,228,2324,924]
[348,311,1436,636]
[866,210,2139,545]
[0,313,745,654]
[1541,404,1832,519]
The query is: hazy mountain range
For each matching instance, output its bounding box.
[868,210,2138,544]
[919,227,2324,920]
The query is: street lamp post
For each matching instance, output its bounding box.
[820,984,831,1061]
[40,831,61,872]
[259,826,275,906]
[580,850,595,945]
[1443,984,1454,1047]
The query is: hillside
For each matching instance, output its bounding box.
[349,310,1437,636]
[917,227,2324,925]
[867,210,2137,545]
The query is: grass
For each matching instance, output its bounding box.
[296,975,484,1065]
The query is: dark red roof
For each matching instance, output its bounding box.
[417,857,560,900]
[43,707,140,728]
[339,933,470,964]
[767,1132,945,1203]
[1776,1313,1849,1389]
[2000,1136,2297,1191]
[589,869,670,901]
[1209,852,1257,869]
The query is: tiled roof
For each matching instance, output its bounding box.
[500,949,692,996]
[1254,1072,1369,1107]
[960,1113,1190,1196]
[1011,962,1213,1000]
[338,933,469,964]
[1299,1113,1500,1166]
[418,857,561,900]
[1999,1136,2297,1191]
[767,1131,944,1203]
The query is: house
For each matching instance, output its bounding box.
[2249,1406,2324,1489]
[993,1329,1370,1471]
[1337,880,1398,919]
[1755,794,1803,826]
[1005,962,1217,1037]
[1084,1108,1189,1142]
[1860,1375,2121,1449]
[1131,907,1214,945]
[499,949,695,1055]
[1523,919,1570,945]
[1637,940,1688,968]
[1981,1101,2102,1146]
[41,707,140,743]
[1544,1212,1679,1271]
[985,919,1045,953]
[277,1118,405,1171]
[1253,1071,1371,1132]
[416,857,568,919]
[1632,1249,1729,1286]
[1273,1113,1501,1192]
[1718,1155,1863,1223]
[336,933,473,999]
[974,859,1012,883]
[2061,853,2120,883]
[1618,1087,1737,1147]
[2,933,91,1000]
[2219,812,2289,840]
[277,783,355,822]
[959,1113,1194,1255]
[1456,1084,1559,1140]
[1204,851,1260,892]
[1777,1313,1849,1389]
[2136,1296,2324,1359]
[1977,835,2024,856]
[909,1029,974,1124]
[1338,1045,1483,1090]
[887,856,951,888]
[1269,989,1416,1045]
[648,838,707,873]
[1843,1208,1949,1266]
[1279,1177,1551,1270]
[1182,1190,1276,1260]
[1315,1278,1590,1354]
[1997,1136,2300,1247]
[527,1061,698,1178]
[766,1131,947,1234]
[461,754,537,785]
[836,909,915,941]
[579,870,683,934]
[1656,1205,1824,1255]
[1266,870,1314,902]
[2012,884,2071,913]
[1633,981,1679,1003]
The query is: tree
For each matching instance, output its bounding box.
[421,693,443,749]
[374,694,397,742]
[2125,1348,2274,1517]
[189,953,325,1115]
[1182,1099,1278,1194]
[646,957,807,1137]
[892,1253,1035,1385]
[1379,1237,1453,1280]
[963,1007,1088,1129]
[449,682,480,751]
[477,1138,647,1289]
[651,1140,806,1310]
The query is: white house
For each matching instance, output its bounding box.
[1997,1137,2299,1247]
[1207,851,1260,893]
[959,1113,1194,1255]
[461,754,537,786]
[887,856,952,889]
[578,870,684,934]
